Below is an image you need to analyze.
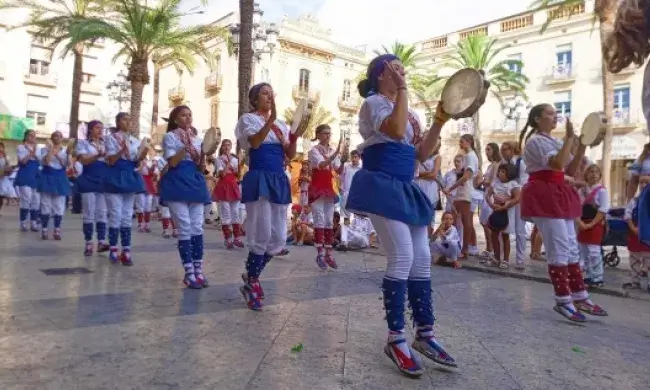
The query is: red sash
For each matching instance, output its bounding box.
[308,145,337,203]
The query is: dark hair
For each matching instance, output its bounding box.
[23,129,35,142]
[313,124,331,141]
[115,112,129,130]
[248,83,271,111]
[350,150,360,157]
[166,105,191,132]
[518,103,552,151]
[605,0,650,73]
[486,142,501,162]
[50,130,62,140]
[358,54,399,98]
[498,162,517,182]
[218,138,232,156]
[86,120,103,140]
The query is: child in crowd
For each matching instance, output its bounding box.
[338,214,377,251]
[624,180,650,292]
[298,160,311,206]
[292,204,314,246]
[484,163,521,269]
[430,211,462,269]
[577,164,609,287]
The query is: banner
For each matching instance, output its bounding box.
[0,115,35,140]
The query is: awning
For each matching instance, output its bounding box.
[0,115,35,140]
[588,133,647,161]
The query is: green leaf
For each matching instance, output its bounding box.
[571,346,586,354]
[291,343,304,353]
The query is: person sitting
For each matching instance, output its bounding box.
[338,214,377,251]
[290,204,314,246]
[430,212,462,269]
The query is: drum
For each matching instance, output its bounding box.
[202,126,221,155]
[580,112,607,147]
[291,98,313,134]
[441,68,490,119]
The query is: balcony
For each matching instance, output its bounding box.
[292,85,320,103]
[449,118,475,136]
[489,118,520,133]
[611,108,641,131]
[545,64,576,85]
[338,95,360,112]
[613,65,640,77]
[23,71,57,88]
[204,72,223,92]
[80,81,102,95]
[168,87,185,103]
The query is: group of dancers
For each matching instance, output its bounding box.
[5,0,650,375]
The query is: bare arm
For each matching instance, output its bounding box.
[505,187,521,208]
[565,143,586,177]
[167,149,186,168]
[417,103,448,161]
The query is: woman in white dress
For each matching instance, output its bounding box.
[415,138,441,237]
[0,142,16,213]
[477,142,501,259]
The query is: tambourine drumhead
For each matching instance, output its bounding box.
[580,112,607,146]
[201,127,219,155]
[291,98,308,134]
[441,68,484,117]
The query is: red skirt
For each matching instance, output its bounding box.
[143,174,157,195]
[520,170,580,219]
[212,173,241,202]
[308,169,337,203]
[628,230,650,253]
[577,220,604,245]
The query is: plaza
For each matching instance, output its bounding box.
[0,209,649,389]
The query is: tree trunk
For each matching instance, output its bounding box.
[68,48,84,139]
[151,62,161,137]
[127,58,150,138]
[473,112,483,168]
[237,0,254,152]
[598,2,616,191]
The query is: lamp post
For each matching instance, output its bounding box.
[106,70,131,112]
[502,94,531,135]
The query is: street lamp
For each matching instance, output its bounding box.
[502,94,531,133]
[106,70,131,112]
[229,3,279,62]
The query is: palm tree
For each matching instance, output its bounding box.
[529,0,618,189]
[442,35,529,164]
[236,0,254,152]
[0,0,105,139]
[410,71,445,121]
[283,104,335,153]
[64,0,224,136]
[374,41,421,71]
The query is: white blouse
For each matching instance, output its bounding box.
[39,147,69,169]
[216,155,238,173]
[17,144,39,162]
[162,131,202,161]
[524,133,572,173]
[580,184,610,213]
[492,179,521,202]
[463,150,479,178]
[357,94,422,150]
[76,139,106,162]
[105,132,142,161]
[235,113,290,150]
[434,225,460,245]
[308,145,341,171]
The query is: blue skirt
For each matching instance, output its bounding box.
[76,161,108,193]
[159,160,211,205]
[14,160,40,188]
[38,166,71,196]
[347,143,433,226]
[241,143,291,205]
[637,185,650,246]
[104,159,145,194]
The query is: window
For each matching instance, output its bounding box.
[82,73,95,83]
[555,44,573,66]
[342,79,352,100]
[26,111,47,125]
[554,91,572,119]
[425,111,434,128]
[613,84,630,110]
[29,59,50,76]
[298,68,310,91]
[507,53,522,73]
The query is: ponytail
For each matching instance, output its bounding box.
[518,103,550,151]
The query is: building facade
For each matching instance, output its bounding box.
[0,6,154,161]
[156,13,369,152]
[413,0,645,205]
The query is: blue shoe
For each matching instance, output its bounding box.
[239,284,263,311]
[315,253,327,270]
[553,303,587,322]
[183,275,203,289]
[108,249,120,264]
[412,334,457,367]
[384,333,424,378]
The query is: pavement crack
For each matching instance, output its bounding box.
[341,292,352,378]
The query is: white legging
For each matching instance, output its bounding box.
[514,204,527,263]
[167,202,204,241]
[530,217,580,266]
[135,193,153,213]
[106,193,135,228]
[40,193,65,216]
[219,200,241,224]
[82,192,107,224]
[245,199,287,256]
[370,214,430,280]
[18,186,40,210]
[311,197,335,229]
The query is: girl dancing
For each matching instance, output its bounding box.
[104,112,147,265]
[519,104,607,321]
[135,156,157,233]
[15,130,41,232]
[213,139,244,249]
[75,120,109,255]
[159,106,213,289]
[38,131,71,240]
[346,54,458,377]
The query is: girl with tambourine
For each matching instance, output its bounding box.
[159,106,212,289]
[75,120,110,256]
[235,82,305,311]
[135,155,157,233]
[519,104,607,322]
[484,162,521,269]
[104,112,147,266]
[38,131,71,240]
[576,164,609,287]
[308,124,344,270]
[213,139,244,249]
[15,129,41,232]
[346,54,457,377]
[477,142,500,260]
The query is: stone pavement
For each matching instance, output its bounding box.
[0,208,649,389]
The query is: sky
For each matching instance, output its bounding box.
[180,0,531,50]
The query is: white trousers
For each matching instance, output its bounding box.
[579,243,603,279]
[161,206,171,219]
[430,239,461,261]
[370,214,430,280]
[82,192,107,224]
[151,195,159,211]
[340,193,352,219]
[514,204,527,263]
[41,193,65,216]
[312,197,335,229]
[18,186,40,210]
[105,193,135,228]
[341,225,369,249]
[135,193,153,213]
[530,217,579,266]
[219,200,241,224]
[245,199,287,256]
[167,202,204,241]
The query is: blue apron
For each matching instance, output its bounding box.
[14,159,39,188]
[76,160,108,193]
[38,166,71,196]
[159,160,210,205]
[104,159,145,194]
[241,143,291,205]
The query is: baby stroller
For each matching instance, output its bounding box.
[600,208,627,268]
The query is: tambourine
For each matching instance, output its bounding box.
[66,138,77,157]
[580,112,607,147]
[138,137,151,155]
[441,68,490,119]
[202,127,221,155]
[291,98,312,134]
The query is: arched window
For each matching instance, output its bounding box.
[298,68,310,91]
[342,79,352,100]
